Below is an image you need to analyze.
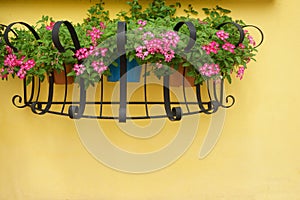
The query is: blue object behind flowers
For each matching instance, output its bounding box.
[107,58,141,82]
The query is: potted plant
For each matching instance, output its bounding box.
[1,23,40,84]
[35,16,75,84]
[183,6,262,85]
[117,0,189,84]
[58,1,117,89]
[0,16,74,85]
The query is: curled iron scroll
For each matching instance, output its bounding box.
[31,76,54,114]
[1,24,27,108]
[173,21,197,53]
[216,22,245,48]
[0,24,17,42]
[52,20,86,119]
[242,24,264,48]
[161,21,197,121]
[3,22,41,109]
[4,22,40,53]
[52,21,81,53]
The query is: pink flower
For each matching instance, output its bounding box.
[73,64,86,76]
[247,35,256,46]
[222,42,235,53]
[21,59,35,70]
[138,20,147,26]
[163,49,175,62]
[156,61,163,69]
[75,48,89,60]
[46,21,55,31]
[87,27,103,46]
[92,61,108,74]
[99,48,108,57]
[162,31,180,48]
[0,68,8,79]
[244,30,256,46]
[4,54,19,67]
[17,68,27,79]
[136,31,179,63]
[238,43,245,49]
[199,63,220,77]
[236,66,245,80]
[216,30,229,41]
[202,41,220,54]
[5,46,13,54]
[99,22,106,29]
[136,46,148,60]
[142,32,155,40]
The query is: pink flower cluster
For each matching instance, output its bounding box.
[247,35,256,46]
[4,54,23,68]
[73,46,109,76]
[87,27,104,46]
[135,46,148,60]
[17,59,35,79]
[236,66,245,80]
[75,46,108,60]
[216,30,229,41]
[202,41,219,54]
[222,42,235,53]
[75,48,89,60]
[244,30,256,46]
[73,64,86,76]
[199,63,220,77]
[1,46,35,79]
[162,31,180,48]
[138,20,147,30]
[202,30,236,55]
[136,30,180,64]
[92,61,108,74]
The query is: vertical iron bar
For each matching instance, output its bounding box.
[117,21,127,122]
[182,67,190,113]
[34,78,41,104]
[60,63,68,113]
[213,80,220,104]
[143,63,149,117]
[99,77,104,117]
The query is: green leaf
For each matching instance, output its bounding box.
[182,62,190,67]
[226,75,232,84]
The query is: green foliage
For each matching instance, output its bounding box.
[0,1,262,87]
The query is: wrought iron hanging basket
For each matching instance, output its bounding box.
[3,20,263,123]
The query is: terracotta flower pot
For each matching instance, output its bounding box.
[169,64,195,87]
[53,63,74,84]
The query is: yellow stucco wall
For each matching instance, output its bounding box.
[1,0,300,199]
